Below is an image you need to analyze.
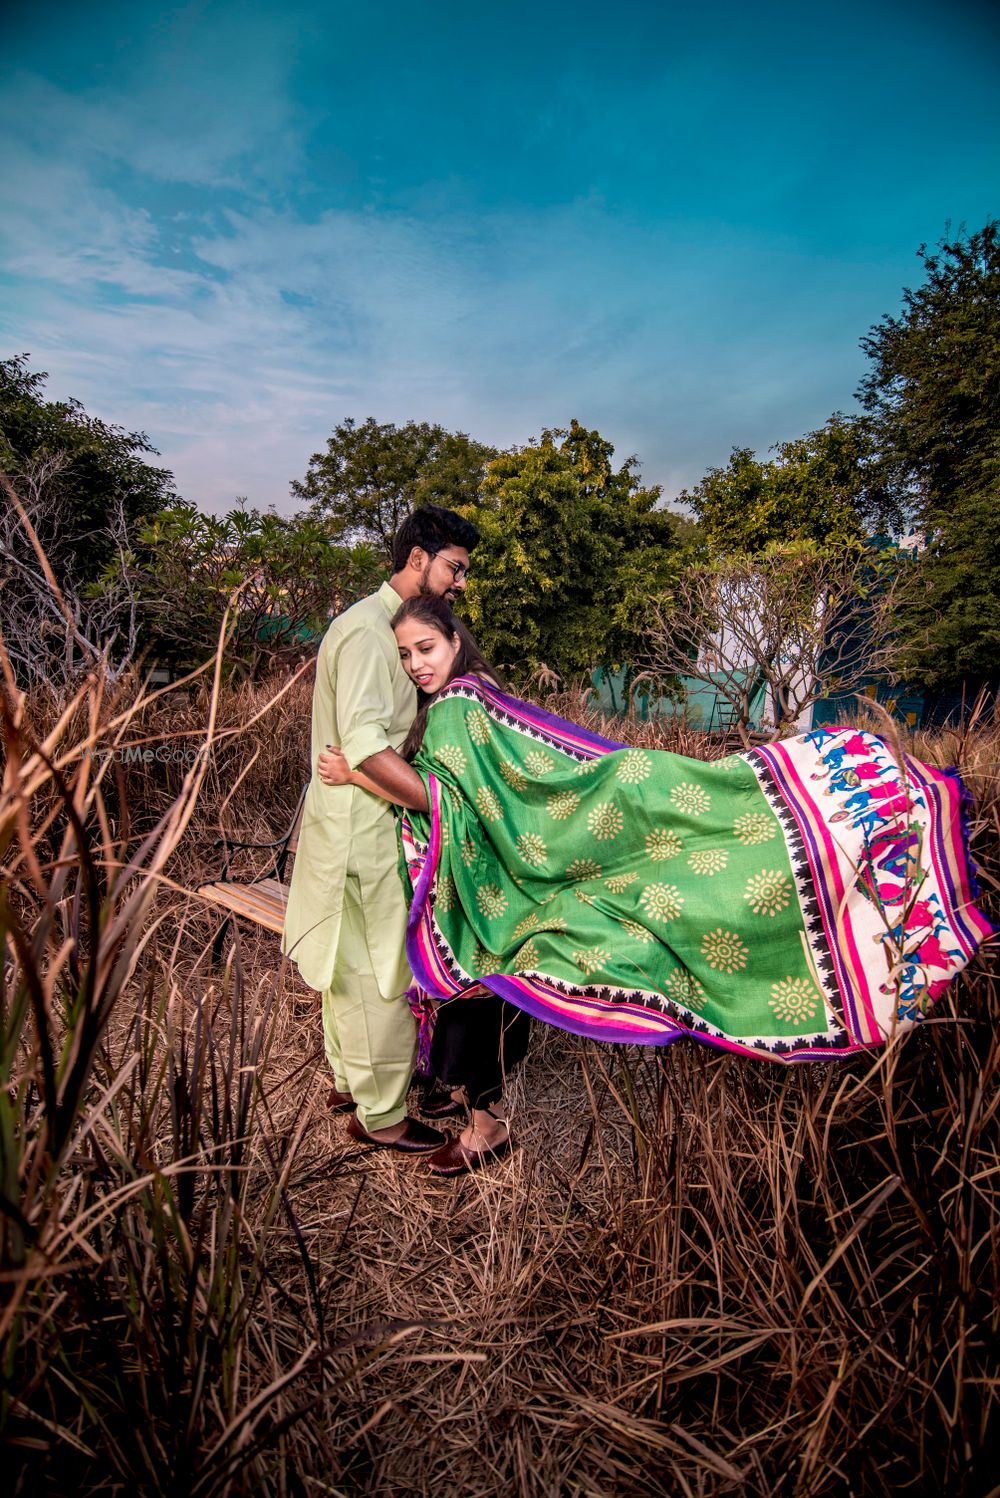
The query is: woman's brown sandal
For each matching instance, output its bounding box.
[425,1111,513,1176]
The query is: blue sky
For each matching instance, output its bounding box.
[1,0,997,513]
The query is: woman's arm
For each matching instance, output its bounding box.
[318,744,429,811]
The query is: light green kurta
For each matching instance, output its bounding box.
[281,582,417,995]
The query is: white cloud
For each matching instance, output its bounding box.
[1,68,874,516]
[1,2,306,192]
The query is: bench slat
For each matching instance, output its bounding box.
[196,877,289,935]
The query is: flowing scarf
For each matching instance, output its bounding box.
[398,675,993,1062]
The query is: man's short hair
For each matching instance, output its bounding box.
[391,505,481,573]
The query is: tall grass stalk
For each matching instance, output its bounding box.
[1,640,330,1492]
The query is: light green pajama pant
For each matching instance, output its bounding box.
[322,872,417,1132]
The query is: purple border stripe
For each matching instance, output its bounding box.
[439,674,625,756]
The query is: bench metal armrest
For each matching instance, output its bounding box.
[212,833,291,852]
[212,787,307,880]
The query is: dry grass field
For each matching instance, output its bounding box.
[3,665,998,1496]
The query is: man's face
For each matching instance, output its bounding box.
[417,546,472,605]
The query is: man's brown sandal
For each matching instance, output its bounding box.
[327,1085,357,1113]
[346,1113,448,1153]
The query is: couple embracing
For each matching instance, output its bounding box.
[283,506,992,1177]
[282,505,520,1175]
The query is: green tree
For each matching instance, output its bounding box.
[291,417,494,560]
[127,504,385,676]
[858,221,1000,687]
[0,354,177,587]
[680,416,874,554]
[463,420,681,677]
[895,483,1000,688]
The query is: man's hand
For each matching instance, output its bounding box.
[357,747,429,811]
[318,745,353,786]
[318,743,429,811]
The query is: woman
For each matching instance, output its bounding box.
[320,598,993,1156]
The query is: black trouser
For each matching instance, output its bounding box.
[429,993,531,1110]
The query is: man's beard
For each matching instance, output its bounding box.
[418,563,456,604]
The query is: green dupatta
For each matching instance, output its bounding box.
[398,676,992,1061]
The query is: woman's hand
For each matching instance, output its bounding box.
[318,744,354,787]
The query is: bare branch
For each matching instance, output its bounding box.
[644,546,904,741]
[1,464,143,698]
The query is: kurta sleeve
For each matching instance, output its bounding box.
[334,627,400,769]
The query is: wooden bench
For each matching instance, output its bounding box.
[196,787,306,946]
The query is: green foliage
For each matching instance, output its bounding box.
[463,420,681,677]
[859,221,1000,687]
[291,416,494,560]
[0,354,176,585]
[859,221,1000,529]
[897,481,1000,687]
[126,504,384,674]
[680,416,874,554]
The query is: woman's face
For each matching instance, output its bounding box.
[395,616,461,694]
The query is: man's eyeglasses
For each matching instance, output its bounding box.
[435,554,471,584]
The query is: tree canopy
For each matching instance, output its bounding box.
[123,505,385,676]
[859,221,1000,532]
[859,221,1000,687]
[291,417,494,560]
[5,222,998,699]
[0,354,177,587]
[463,420,682,678]
[895,483,1000,688]
[679,416,875,555]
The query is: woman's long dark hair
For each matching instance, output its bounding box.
[391,595,502,759]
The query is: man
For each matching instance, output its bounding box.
[282,505,480,1153]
